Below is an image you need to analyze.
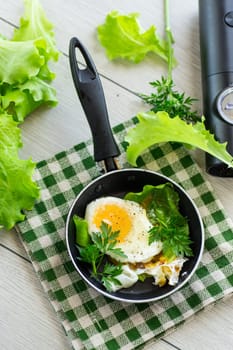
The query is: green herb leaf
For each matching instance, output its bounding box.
[92,221,127,259]
[78,245,100,265]
[138,273,149,282]
[141,77,200,123]
[77,220,127,289]
[149,217,193,259]
[125,183,192,259]
[101,263,123,292]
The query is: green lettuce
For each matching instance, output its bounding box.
[1,77,57,122]
[0,153,40,230]
[0,37,45,85]
[0,113,39,230]
[0,113,22,154]
[0,0,58,229]
[126,111,233,167]
[125,183,184,227]
[13,0,59,80]
[97,11,168,63]
[0,0,59,122]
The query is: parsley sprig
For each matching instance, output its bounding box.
[140,0,199,123]
[78,221,127,292]
[149,215,193,260]
[125,183,194,261]
[141,77,199,123]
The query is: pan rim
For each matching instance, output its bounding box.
[65,168,205,303]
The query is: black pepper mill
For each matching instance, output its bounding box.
[199,0,233,176]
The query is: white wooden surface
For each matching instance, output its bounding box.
[0,1,233,349]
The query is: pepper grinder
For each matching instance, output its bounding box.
[199,0,233,176]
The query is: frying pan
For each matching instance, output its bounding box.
[65,37,204,303]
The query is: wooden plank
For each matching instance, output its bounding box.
[0,247,70,350]
[164,298,233,350]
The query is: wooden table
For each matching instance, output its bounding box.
[1,1,233,349]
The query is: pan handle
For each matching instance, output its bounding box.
[69,37,120,172]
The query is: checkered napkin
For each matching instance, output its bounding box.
[17,117,233,350]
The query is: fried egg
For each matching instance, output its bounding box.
[84,196,187,292]
[85,196,163,263]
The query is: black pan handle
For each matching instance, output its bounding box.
[69,37,120,171]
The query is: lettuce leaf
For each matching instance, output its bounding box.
[13,0,59,62]
[125,183,182,226]
[97,11,168,63]
[0,0,58,229]
[0,113,40,229]
[0,0,58,122]
[1,77,57,122]
[125,111,233,167]
[0,113,22,155]
[0,154,40,230]
[0,37,45,84]
[12,0,59,82]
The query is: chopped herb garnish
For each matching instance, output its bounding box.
[125,183,193,260]
[149,215,193,260]
[77,221,127,291]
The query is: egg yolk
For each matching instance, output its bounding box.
[92,204,132,243]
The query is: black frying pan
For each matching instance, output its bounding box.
[65,37,204,303]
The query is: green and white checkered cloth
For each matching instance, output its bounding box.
[17,117,233,350]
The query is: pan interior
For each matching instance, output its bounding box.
[66,169,204,302]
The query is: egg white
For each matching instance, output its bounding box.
[108,257,186,292]
[85,196,163,263]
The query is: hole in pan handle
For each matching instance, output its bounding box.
[69,37,120,172]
